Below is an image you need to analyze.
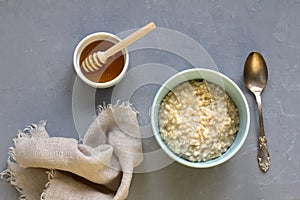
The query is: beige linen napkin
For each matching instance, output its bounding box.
[1,102,143,200]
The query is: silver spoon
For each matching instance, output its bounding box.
[244,51,270,172]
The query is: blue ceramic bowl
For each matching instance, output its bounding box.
[151,68,250,168]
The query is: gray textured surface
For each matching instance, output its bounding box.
[0,0,300,199]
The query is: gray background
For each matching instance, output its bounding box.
[0,0,300,199]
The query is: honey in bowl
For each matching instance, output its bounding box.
[80,40,125,83]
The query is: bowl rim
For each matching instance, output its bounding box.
[151,68,250,168]
[73,32,129,88]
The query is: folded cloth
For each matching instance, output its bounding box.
[1,103,143,200]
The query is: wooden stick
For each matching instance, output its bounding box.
[104,22,156,58]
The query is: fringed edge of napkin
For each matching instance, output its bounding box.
[96,101,138,115]
[0,121,51,200]
[0,168,27,200]
[40,169,56,200]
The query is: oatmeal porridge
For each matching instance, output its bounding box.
[158,80,239,162]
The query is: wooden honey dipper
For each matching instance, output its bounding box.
[82,22,156,73]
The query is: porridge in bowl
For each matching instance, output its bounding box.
[158,80,239,162]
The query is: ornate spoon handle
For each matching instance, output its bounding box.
[255,94,270,172]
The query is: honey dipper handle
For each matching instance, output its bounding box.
[104,22,156,58]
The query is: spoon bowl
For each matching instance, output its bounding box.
[244,52,268,94]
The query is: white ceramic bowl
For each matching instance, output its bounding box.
[151,68,250,168]
[73,32,129,88]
